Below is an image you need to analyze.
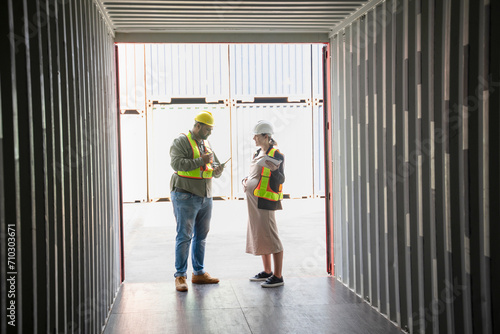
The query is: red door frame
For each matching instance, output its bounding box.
[115,43,334,281]
[323,44,334,276]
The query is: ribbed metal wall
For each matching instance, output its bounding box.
[146,44,230,103]
[147,103,230,200]
[140,102,324,201]
[118,43,325,202]
[1,0,121,333]
[118,44,147,110]
[313,104,325,196]
[118,44,324,108]
[230,44,323,101]
[120,113,147,202]
[232,103,316,198]
[330,0,498,333]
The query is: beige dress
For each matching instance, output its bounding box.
[245,150,284,255]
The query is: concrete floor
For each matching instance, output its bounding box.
[104,199,403,334]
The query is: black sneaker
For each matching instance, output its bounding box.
[249,271,273,282]
[261,275,284,288]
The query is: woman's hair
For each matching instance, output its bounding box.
[263,133,278,146]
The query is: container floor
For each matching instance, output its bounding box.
[104,199,403,334]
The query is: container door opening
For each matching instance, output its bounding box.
[116,43,331,283]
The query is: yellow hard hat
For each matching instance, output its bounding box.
[194,110,215,126]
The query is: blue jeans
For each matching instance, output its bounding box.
[171,191,213,278]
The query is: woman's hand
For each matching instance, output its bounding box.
[265,160,279,171]
[242,177,248,192]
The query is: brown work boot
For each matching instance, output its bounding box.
[175,276,188,292]
[191,272,219,284]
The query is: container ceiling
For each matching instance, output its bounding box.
[98,0,374,43]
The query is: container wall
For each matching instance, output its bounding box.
[145,102,320,201]
[146,44,230,103]
[0,0,121,333]
[313,104,325,197]
[230,44,323,101]
[118,43,325,202]
[119,44,324,105]
[120,113,147,202]
[147,103,230,200]
[232,103,315,199]
[118,44,146,111]
[330,0,498,333]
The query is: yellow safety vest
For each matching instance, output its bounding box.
[177,132,213,179]
[253,148,283,201]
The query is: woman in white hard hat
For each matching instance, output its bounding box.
[242,120,285,288]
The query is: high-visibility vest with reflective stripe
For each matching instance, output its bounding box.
[253,148,283,201]
[177,132,213,179]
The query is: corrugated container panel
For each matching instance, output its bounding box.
[232,103,314,198]
[230,44,322,101]
[147,104,231,200]
[120,114,147,202]
[119,43,324,103]
[313,104,325,197]
[1,0,121,333]
[118,44,146,111]
[118,44,326,202]
[331,35,344,282]
[145,44,229,102]
[329,0,498,333]
[312,44,325,100]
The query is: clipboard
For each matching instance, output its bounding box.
[256,155,281,168]
[214,157,231,168]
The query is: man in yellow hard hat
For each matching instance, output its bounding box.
[169,110,225,292]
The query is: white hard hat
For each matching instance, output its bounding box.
[253,120,274,135]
